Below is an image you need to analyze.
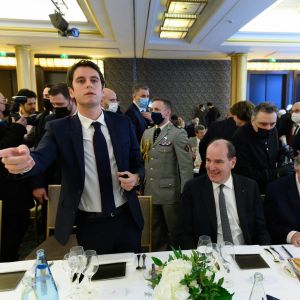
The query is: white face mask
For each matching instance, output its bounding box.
[292,112,300,124]
[107,102,118,113]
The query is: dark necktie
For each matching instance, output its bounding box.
[92,122,116,214]
[219,184,233,243]
[153,127,161,143]
[294,125,300,136]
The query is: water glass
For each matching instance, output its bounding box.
[82,250,99,297]
[220,241,235,288]
[197,235,212,254]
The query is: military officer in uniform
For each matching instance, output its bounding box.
[141,98,193,251]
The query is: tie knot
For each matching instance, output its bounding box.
[92,121,101,130]
[219,184,225,191]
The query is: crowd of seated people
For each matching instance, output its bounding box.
[1,62,299,263]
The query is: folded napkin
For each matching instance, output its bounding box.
[234,245,262,255]
[98,253,134,265]
[0,260,35,274]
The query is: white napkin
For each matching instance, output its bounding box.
[0,260,35,274]
[98,253,134,265]
[234,245,262,255]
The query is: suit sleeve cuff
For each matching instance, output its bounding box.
[287,231,297,243]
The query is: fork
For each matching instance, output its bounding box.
[264,248,280,263]
[270,246,284,260]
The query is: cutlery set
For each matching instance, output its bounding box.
[264,246,300,281]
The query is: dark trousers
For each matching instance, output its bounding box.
[76,206,141,254]
[0,209,30,262]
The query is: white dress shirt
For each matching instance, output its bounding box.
[77,112,126,212]
[287,173,300,243]
[212,175,245,245]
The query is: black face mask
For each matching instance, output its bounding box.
[257,127,272,139]
[151,112,165,125]
[2,104,10,117]
[42,99,53,112]
[54,107,70,119]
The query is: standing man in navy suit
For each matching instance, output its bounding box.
[125,84,153,142]
[265,154,300,246]
[0,60,144,254]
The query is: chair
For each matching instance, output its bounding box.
[47,185,62,239]
[26,184,78,260]
[29,200,42,245]
[138,195,152,252]
[0,200,2,252]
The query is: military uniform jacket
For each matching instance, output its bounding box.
[141,122,193,205]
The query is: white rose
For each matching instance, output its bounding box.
[175,285,190,300]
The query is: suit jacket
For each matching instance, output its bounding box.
[27,111,145,244]
[199,118,237,174]
[0,123,34,211]
[264,173,300,244]
[174,174,270,249]
[141,123,193,205]
[188,136,198,150]
[125,103,148,142]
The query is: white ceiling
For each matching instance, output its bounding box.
[0,0,300,60]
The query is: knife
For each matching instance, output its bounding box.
[281,245,293,258]
[270,247,284,260]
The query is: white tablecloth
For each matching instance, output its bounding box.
[1,245,300,299]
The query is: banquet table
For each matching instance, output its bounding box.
[1,245,300,299]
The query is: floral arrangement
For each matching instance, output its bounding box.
[150,248,233,300]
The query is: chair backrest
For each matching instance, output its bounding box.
[0,200,2,251]
[47,185,62,238]
[138,195,152,252]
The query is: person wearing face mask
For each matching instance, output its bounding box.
[278,102,300,157]
[140,98,194,251]
[26,84,54,148]
[232,102,293,193]
[31,83,77,234]
[101,87,122,114]
[125,84,153,142]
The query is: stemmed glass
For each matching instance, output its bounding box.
[219,241,235,288]
[61,252,80,299]
[197,235,212,255]
[82,250,99,297]
[69,246,87,291]
[206,242,220,269]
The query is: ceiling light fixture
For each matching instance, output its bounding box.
[167,0,208,15]
[163,13,197,28]
[159,27,188,39]
[160,0,208,39]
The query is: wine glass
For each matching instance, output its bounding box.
[197,235,212,255]
[206,242,220,268]
[220,241,235,288]
[69,246,87,291]
[62,252,80,299]
[82,250,99,297]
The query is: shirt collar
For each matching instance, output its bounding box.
[157,121,170,130]
[77,111,106,130]
[212,174,233,191]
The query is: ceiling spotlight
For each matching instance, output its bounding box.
[49,12,80,38]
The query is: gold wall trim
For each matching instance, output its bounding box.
[0,26,99,35]
[227,38,300,44]
[83,0,104,37]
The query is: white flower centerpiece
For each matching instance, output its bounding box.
[149,248,233,300]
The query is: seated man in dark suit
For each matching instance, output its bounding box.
[175,139,270,249]
[264,154,300,246]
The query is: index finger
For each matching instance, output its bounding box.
[0,147,23,158]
